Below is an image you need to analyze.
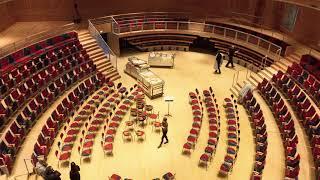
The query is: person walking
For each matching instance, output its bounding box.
[214,50,223,74]
[225,45,238,68]
[158,117,169,148]
[69,162,80,180]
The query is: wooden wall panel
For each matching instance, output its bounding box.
[0,2,15,31]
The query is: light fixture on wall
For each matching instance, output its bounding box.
[100,30,103,33]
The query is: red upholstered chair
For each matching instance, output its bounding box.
[55,150,71,168]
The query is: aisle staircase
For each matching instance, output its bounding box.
[77,31,121,81]
[230,53,301,96]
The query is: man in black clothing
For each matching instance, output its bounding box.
[214,50,223,74]
[226,45,238,68]
[158,117,169,148]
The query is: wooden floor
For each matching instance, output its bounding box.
[0,21,316,180]
[3,50,314,180]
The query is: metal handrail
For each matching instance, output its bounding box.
[88,20,118,69]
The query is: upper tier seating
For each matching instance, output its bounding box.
[205,21,289,56]
[0,32,94,130]
[0,32,79,73]
[124,33,197,52]
[300,54,320,81]
[272,70,320,179]
[287,62,320,105]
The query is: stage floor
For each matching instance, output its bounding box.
[8,51,314,180]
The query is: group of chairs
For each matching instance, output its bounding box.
[198,88,220,169]
[57,83,118,166]
[287,62,320,106]
[272,70,320,178]
[243,91,268,179]
[0,39,98,176]
[299,54,320,81]
[102,85,143,156]
[0,32,89,129]
[219,95,240,176]
[30,73,106,172]
[182,90,203,155]
[258,79,300,179]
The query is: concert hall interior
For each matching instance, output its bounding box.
[0,0,320,179]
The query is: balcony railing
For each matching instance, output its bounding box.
[112,20,282,60]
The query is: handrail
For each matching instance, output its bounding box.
[0,23,78,59]
[88,19,118,69]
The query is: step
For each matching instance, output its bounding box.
[99,65,115,73]
[272,62,287,72]
[250,73,263,83]
[278,58,292,67]
[78,34,91,40]
[79,36,93,42]
[93,56,107,63]
[86,44,100,52]
[82,40,97,48]
[96,59,111,67]
[247,78,258,87]
[88,51,105,58]
[230,87,239,97]
[265,67,278,75]
[259,70,272,80]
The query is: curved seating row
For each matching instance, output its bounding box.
[243,91,268,179]
[219,96,240,176]
[257,79,300,179]
[0,36,90,130]
[102,86,142,156]
[0,58,96,160]
[30,74,106,168]
[272,70,320,178]
[287,62,320,105]
[0,32,78,73]
[198,88,220,169]
[300,54,320,80]
[56,85,116,166]
[182,90,203,155]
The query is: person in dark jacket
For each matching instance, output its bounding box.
[69,162,80,180]
[158,117,169,148]
[226,45,239,68]
[214,50,223,74]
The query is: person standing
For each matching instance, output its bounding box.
[214,50,223,74]
[158,117,169,148]
[225,45,238,68]
[69,162,80,180]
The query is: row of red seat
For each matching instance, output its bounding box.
[0,32,78,73]
[243,91,268,180]
[56,84,115,167]
[300,54,320,81]
[198,88,220,169]
[182,90,203,155]
[101,86,141,156]
[287,62,320,105]
[258,79,300,179]
[0,53,96,130]
[0,39,84,98]
[219,96,240,176]
[30,74,107,170]
[272,70,320,179]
